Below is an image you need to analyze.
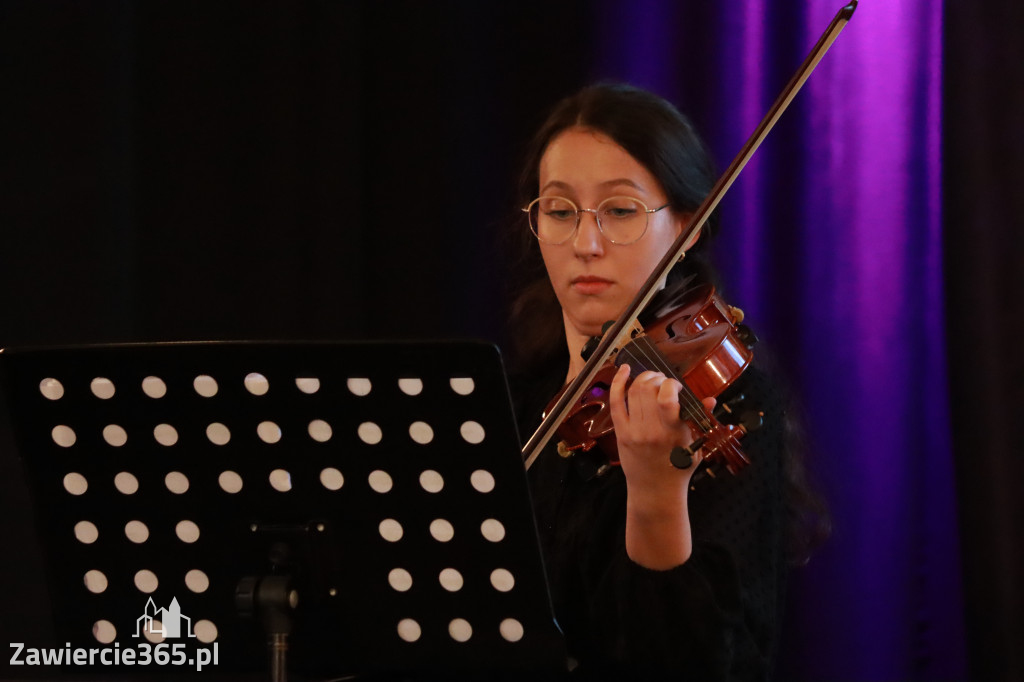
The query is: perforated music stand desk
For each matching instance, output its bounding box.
[0,341,565,679]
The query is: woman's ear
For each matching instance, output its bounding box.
[675,212,701,252]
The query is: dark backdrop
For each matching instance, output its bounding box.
[1,1,1020,681]
[943,1,1024,680]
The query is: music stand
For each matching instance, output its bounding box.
[0,340,565,680]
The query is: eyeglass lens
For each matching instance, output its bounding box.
[528,196,649,245]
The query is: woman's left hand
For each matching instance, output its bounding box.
[609,362,714,568]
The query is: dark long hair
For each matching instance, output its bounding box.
[506,82,830,565]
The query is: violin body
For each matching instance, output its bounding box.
[547,283,758,476]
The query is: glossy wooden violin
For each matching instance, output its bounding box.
[544,282,762,477]
[523,1,858,474]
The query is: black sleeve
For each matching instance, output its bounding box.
[527,366,786,681]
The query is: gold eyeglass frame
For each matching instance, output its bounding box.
[522,195,670,245]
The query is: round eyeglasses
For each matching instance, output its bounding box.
[522,195,670,245]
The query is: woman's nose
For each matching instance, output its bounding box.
[572,210,605,257]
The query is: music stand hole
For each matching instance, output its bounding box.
[269,469,292,492]
[102,424,128,447]
[142,376,167,398]
[74,521,99,544]
[244,372,269,395]
[368,470,393,493]
[388,568,412,592]
[409,421,433,444]
[429,519,454,543]
[134,569,158,593]
[218,470,243,493]
[500,618,524,643]
[52,425,76,448]
[154,423,178,446]
[378,519,403,542]
[320,468,344,491]
[448,618,472,643]
[295,377,320,394]
[83,570,107,594]
[470,469,495,493]
[185,569,210,593]
[449,377,475,395]
[398,378,423,396]
[439,568,463,592]
[114,472,139,495]
[193,375,218,397]
[125,520,149,544]
[257,421,282,444]
[490,568,515,592]
[63,472,87,495]
[481,519,505,543]
[358,422,382,445]
[165,471,189,494]
[39,378,64,400]
[92,620,116,644]
[142,620,164,644]
[308,420,332,443]
[90,377,115,399]
[194,620,218,643]
[419,470,444,493]
[460,421,485,444]
[397,619,421,643]
[206,423,231,445]
[176,520,200,544]
[347,378,372,396]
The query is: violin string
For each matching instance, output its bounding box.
[613,338,749,470]
[628,336,711,429]
[618,342,710,432]
[616,338,712,432]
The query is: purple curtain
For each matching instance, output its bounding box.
[595,1,965,679]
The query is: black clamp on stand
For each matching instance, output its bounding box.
[0,341,566,680]
[236,572,297,682]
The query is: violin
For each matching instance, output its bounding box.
[522,1,858,474]
[544,283,762,478]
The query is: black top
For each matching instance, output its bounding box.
[520,364,786,681]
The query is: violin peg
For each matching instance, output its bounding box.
[714,394,746,423]
[580,336,601,361]
[736,324,758,348]
[740,411,764,433]
[670,446,694,470]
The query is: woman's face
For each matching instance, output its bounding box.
[537,127,688,339]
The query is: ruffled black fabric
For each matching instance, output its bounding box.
[521,365,786,681]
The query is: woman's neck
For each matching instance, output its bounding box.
[562,313,594,383]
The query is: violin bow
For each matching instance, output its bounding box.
[523,1,858,470]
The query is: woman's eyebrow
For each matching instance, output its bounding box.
[600,178,646,191]
[539,180,574,194]
[539,178,647,194]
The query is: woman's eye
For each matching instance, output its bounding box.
[605,207,638,219]
[545,209,576,221]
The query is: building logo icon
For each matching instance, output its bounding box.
[134,597,196,639]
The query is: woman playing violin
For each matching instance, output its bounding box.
[508,83,827,680]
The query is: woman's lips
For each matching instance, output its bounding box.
[571,276,613,295]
